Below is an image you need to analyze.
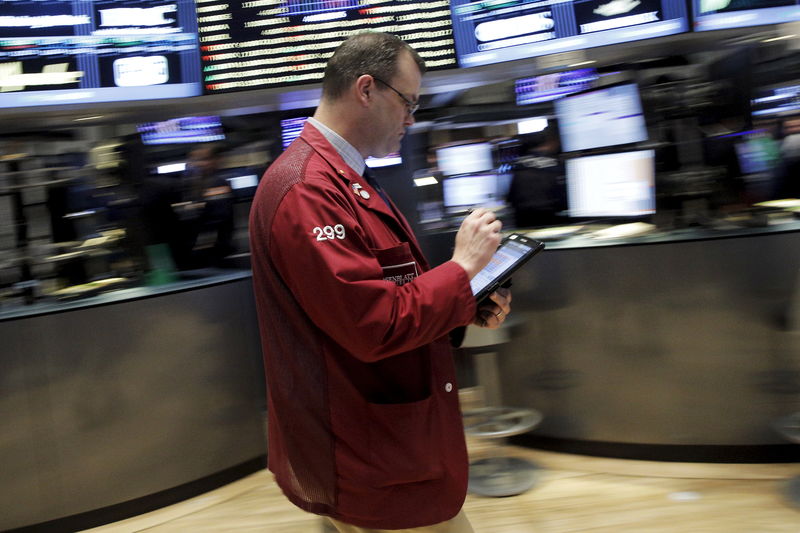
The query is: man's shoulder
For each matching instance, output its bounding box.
[254,139,343,215]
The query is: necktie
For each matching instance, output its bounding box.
[362,167,391,208]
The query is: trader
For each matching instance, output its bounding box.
[249,31,511,532]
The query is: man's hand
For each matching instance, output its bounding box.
[474,287,512,329]
[451,208,502,279]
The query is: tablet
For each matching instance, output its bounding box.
[471,234,545,304]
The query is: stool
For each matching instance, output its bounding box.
[774,412,800,508]
[460,324,544,497]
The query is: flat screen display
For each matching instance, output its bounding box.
[734,133,781,175]
[751,84,800,118]
[280,117,309,150]
[516,68,598,106]
[365,153,402,168]
[449,0,689,68]
[556,83,648,152]
[198,1,457,94]
[566,150,656,217]
[138,116,225,145]
[279,115,401,166]
[0,0,202,108]
[436,142,494,176]
[442,174,499,208]
[692,0,800,32]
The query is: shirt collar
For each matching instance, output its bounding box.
[307,117,366,177]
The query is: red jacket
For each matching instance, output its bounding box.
[249,123,477,529]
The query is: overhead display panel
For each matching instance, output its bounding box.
[198,0,457,94]
[0,0,202,108]
[449,0,689,68]
[692,0,800,32]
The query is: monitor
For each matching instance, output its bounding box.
[734,133,781,175]
[280,117,309,150]
[556,83,648,152]
[436,143,494,177]
[751,83,800,118]
[449,0,689,68]
[199,2,457,94]
[566,150,656,218]
[692,0,800,32]
[366,153,403,168]
[515,69,598,106]
[0,0,202,108]
[138,116,225,145]
[442,174,499,209]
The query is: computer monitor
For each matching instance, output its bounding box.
[735,134,781,175]
[138,116,225,145]
[692,0,800,32]
[556,83,648,152]
[0,0,202,108]
[566,150,656,218]
[436,143,494,177]
[199,2,456,93]
[366,153,403,168]
[450,0,689,68]
[442,174,499,210]
[751,84,800,118]
[515,69,598,106]
[280,117,309,150]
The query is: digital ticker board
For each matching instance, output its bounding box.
[198,0,458,94]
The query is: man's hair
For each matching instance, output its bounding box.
[321,32,426,101]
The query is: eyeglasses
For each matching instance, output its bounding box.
[372,76,420,116]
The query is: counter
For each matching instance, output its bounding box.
[3,217,798,531]
[0,270,266,531]
[427,220,800,461]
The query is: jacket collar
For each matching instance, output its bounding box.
[299,121,428,269]
[300,121,395,218]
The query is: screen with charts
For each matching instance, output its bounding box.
[515,68,598,106]
[566,150,656,217]
[442,174,499,209]
[138,116,225,145]
[280,116,309,150]
[470,237,533,297]
[692,0,800,32]
[555,83,648,152]
[449,0,688,68]
[197,0,457,94]
[751,84,800,118]
[279,115,401,166]
[0,0,202,108]
[436,142,494,176]
[734,133,781,175]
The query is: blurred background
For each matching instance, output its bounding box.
[0,1,798,308]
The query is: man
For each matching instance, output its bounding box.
[249,32,511,532]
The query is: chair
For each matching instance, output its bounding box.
[460,324,543,497]
[774,412,800,507]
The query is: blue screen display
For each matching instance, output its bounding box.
[450,0,689,68]
[0,0,202,108]
[692,0,800,32]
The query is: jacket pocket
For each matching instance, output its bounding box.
[371,242,418,286]
[362,395,444,488]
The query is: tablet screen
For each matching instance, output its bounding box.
[471,238,538,297]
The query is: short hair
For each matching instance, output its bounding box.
[321,32,426,101]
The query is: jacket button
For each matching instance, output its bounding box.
[445,382,453,393]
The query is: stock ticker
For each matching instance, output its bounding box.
[197,0,457,94]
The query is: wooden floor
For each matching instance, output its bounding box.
[84,444,800,533]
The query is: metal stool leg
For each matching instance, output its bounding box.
[464,351,543,497]
[774,413,800,509]
[785,476,800,508]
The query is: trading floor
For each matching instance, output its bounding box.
[83,400,800,533]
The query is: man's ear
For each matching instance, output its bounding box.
[354,74,374,108]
